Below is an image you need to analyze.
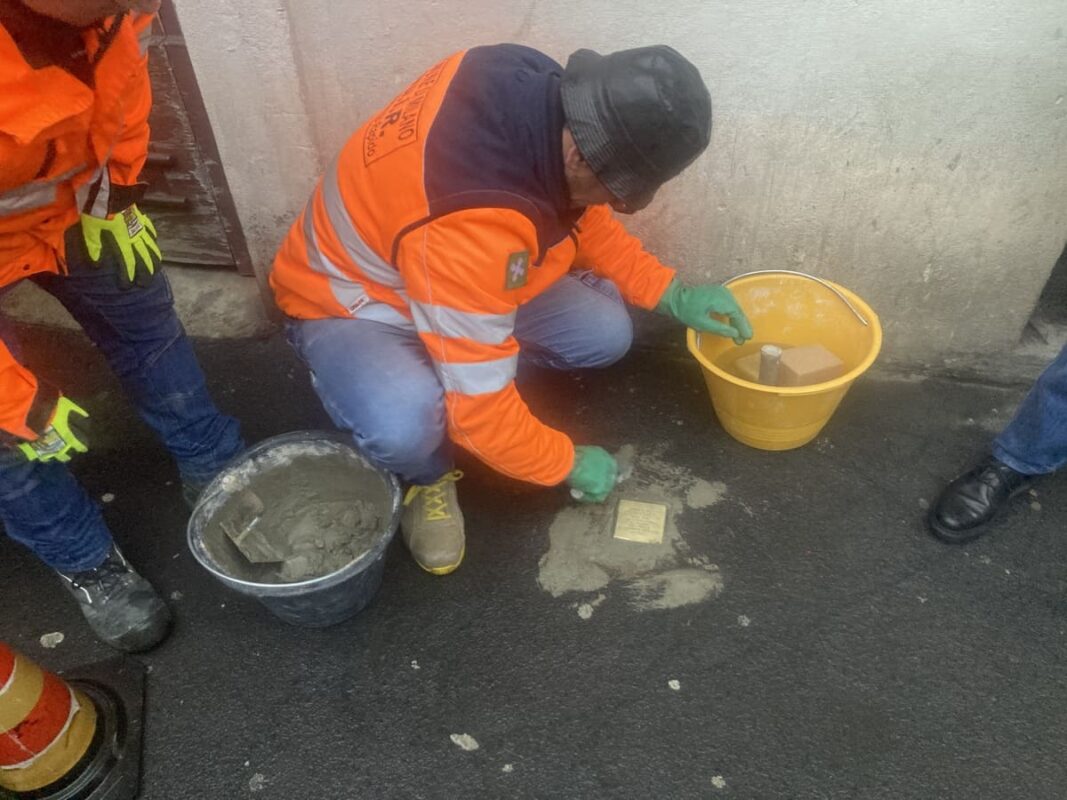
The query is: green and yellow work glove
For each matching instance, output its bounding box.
[80,205,161,290]
[655,279,753,345]
[18,396,90,463]
[566,445,618,504]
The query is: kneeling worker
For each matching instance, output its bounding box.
[271,44,751,574]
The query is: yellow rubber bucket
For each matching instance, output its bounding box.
[687,270,882,450]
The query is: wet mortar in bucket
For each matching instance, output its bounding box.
[189,434,401,626]
[204,453,384,584]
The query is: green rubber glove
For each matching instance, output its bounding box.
[18,396,90,463]
[566,445,618,504]
[81,205,161,289]
[655,280,753,345]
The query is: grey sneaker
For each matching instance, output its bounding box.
[56,545,172,652]
[401,471,465,575]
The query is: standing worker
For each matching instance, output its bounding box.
[272,44,751,575]
[0,0,243,650]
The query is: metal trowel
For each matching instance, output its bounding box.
[220,490,287,563]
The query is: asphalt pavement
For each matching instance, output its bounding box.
[1,324,1065,800]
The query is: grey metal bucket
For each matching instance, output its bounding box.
[187,431,402,627]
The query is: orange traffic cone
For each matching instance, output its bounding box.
[0,642,98,794]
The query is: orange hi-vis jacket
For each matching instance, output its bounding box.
[0,7,153,441]
[271,46,676,486]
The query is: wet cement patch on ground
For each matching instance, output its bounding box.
[538,446,725,612]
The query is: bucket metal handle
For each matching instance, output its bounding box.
[723,269,869,327]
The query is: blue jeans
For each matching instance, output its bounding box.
[992,342,1067,475]
[0,228,243,571]
[286,271,633,484]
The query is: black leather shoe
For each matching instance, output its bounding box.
[928,457,1034,544]
[57,545,172,652]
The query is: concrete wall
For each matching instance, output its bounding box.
[176,0,1067,360]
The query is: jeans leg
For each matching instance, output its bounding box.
[0,319,111,571]
[285,317,451,485]
[32,228,243,485]
[0,448,113,571]
[515,271,633,370]
[992,342,1067,475]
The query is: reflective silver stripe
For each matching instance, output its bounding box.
[0,182,57,214]
[409,301,515,345]
[0,165,86,215]
[88,168,110,218]
[359,302,415,329]
[304,206,370,315]
[137,18,154,55]
[436,356,517,396]
[74,166,102,211]
[320,162,403,288]
[303,206,413,329]
[74,181,90,211]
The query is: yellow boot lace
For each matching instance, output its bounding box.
[404,471,463,522]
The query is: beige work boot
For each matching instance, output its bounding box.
[401,471,465,575]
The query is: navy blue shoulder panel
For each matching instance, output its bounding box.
[419,44,575,260]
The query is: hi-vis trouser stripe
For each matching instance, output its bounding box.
[0,165,86,215]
